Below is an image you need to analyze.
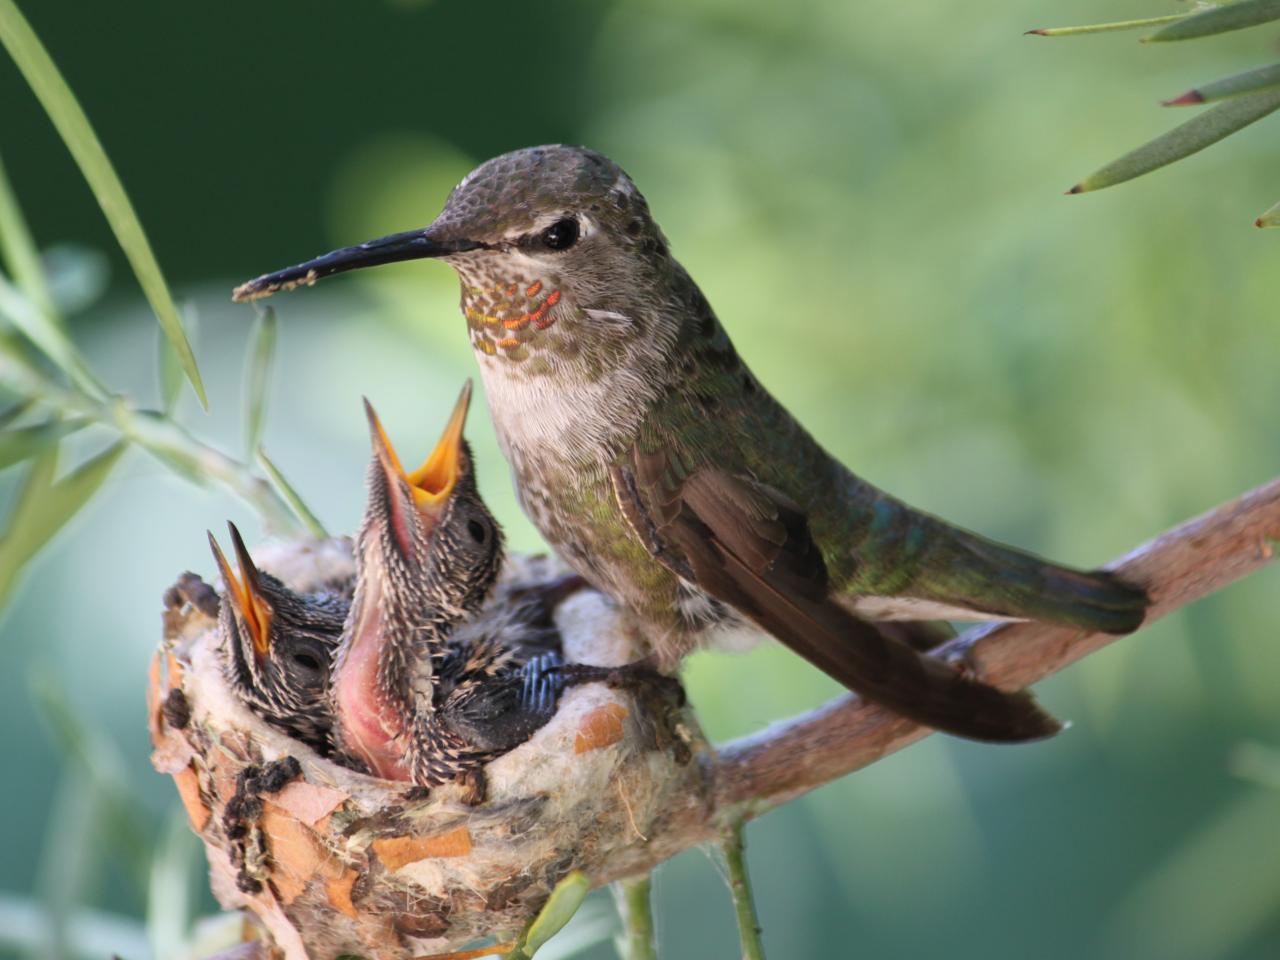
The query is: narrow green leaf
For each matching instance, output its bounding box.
[258,446,328,537]
[158,303,197,415]
[0,894,149,959]
[0,397,33,428]
[0,148,56,319]
[0,439,126,605]
[29,672,153,889]
[1145,0,1280,41]
[521,872,592,957]
[0,417,85,471]
[244,307,277,459]
[34,770,100,960]
[0,271,106,400]
[1165,62,1280,106]
[1254,198,1280,227]
[1026,13,1187,37]
[146,809,197,960]
[1069,86,1280,193]
[0,0,207,407]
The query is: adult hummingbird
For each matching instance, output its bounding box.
[209,521,346,752]
[235,145,1149,743]
[331,385,562,787]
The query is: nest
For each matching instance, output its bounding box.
[149,538,712,960]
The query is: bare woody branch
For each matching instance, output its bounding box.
[599,477,1280,882]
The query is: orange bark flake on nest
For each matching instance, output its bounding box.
[173,763,211,832]
[270,779,349,826]
[260,802,336,904]
[324,868,360,919]
[414,942,516,960]
[373,826,474,870]
[574,702,630,753]
[165,651,184,687]
[147,653,163,744]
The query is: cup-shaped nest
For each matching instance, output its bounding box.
[150,539,711,959]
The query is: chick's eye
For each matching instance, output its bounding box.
[291,651,322,673]
[541,218,579,251]
[467,519,488,544]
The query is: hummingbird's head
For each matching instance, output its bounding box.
[354,381,502,621]
[209,522,342,742]
[233,146,679,372]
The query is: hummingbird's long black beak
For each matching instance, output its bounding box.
[232,228,487,303]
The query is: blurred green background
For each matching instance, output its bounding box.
[2,0,1278,957]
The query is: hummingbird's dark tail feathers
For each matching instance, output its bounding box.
[723,551,1063,742]
[657,467,1061,742]
[928,528,1149,636]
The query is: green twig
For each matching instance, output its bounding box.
[0,349,299,532]
[258,446,328,538]
[612,875,657,960]
[722,821,766,960]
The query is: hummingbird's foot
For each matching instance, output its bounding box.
[163,572,221,620]
[553,658,687,708]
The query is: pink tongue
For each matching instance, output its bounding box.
[332,601,411,781]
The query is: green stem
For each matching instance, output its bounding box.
[0,350,298,532]
[722,821,767,960]
[612,875,657,960]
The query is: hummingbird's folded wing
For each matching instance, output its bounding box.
[611,448,1061,743]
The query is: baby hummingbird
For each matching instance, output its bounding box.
[331,384,561,789]
[209,522,346,751]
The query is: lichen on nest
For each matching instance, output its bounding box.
[150,538,710,960]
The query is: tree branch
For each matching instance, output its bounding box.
[599,477,1280,881]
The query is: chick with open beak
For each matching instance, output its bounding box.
[209,522,347,752]
[331,382,562,790]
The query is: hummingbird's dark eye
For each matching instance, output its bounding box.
[540,218,579,251]
[467,519,488,544]
[291,651,322,673]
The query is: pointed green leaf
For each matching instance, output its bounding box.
[0,274,105,399]
[521,872,591,957]
[244,307,277,459]
[0,0,206,407]
[1069,86,1280,193]
[0,417,86,471]
[29,671,152,889]
[0,149,56,319]
[1254,198,1280,227]
[1026,13,1187,37]
[158,304,197,415]
[1165,62,1280,106]
[257,446,327,538]
[146,809,197,960]
[0,398,33,429]
[0,439,126,605]
[1145,0,1280,41]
